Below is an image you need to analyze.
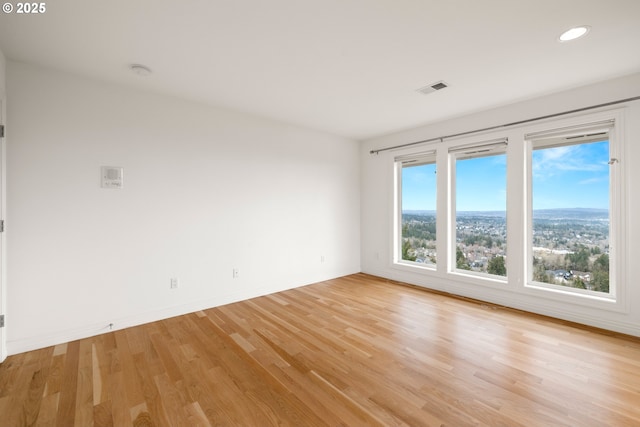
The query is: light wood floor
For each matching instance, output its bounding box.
[2,274,640,426]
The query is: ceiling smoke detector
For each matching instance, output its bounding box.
[416,81,449,95]
[129,63,152,76]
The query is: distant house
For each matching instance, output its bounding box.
[545,270,574,282]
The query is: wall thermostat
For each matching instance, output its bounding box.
[101,166,124,189]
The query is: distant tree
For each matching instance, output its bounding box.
[487,256,506,276]
[464,235,479,246]
[592,270,609,293]
[572,277,587,289]
[591,254,609,293]
[565,248,589,272]
[593,253,609,271]
[534,265,551,283]
[402,239,416,262]
[456,247,470,270]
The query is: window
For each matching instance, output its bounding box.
[450,140,507,278]
[391,111,626,313]
[527,121,616,297]
[396,152,437,266]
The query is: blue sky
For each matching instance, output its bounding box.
[402,162,437,211]
[401,140,609,211]
[456,154,507,211]
[532,140,609,210]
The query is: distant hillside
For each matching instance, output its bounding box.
[403,208,608,220]
[532,208,608,220]
[403,210,436,216]
[403,210,506,218]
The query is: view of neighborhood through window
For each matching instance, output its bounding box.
[400,160,437,265]
[530,136,610,293]
[454,146,507,277]
[395,117,619,302]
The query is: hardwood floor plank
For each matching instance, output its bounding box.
[74,339,94,427]
[114,330,146,409]
[149,333,184,385]
[109,370,132,427]
[52,343,68,357]
[308,369,387,427]
[55,340,80,427]
[18,353,50,426]
[3,273,640,426]
[34,392,59,427]
[91,343,102,406]
[203,322,326,426]
[131,352,169,427]
[183,401,211,427]
[93,400,114,427]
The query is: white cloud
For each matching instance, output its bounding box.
[533,144,607,180]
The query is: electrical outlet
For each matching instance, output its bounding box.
[170,277,179,289]
[232,268,239,278]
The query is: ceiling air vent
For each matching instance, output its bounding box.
[416,81,449,95]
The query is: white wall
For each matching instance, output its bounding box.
[0,50,5,95]
[361,73,640,337]
[0,49,6,362]
[6,61,361,354]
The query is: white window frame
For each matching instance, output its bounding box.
[522,110,627,312]
[393,150,437,271]
[388,108,628,315]
[448,138,509,282]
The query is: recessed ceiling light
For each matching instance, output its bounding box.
[558,26,591,42]
[129,64,152,76]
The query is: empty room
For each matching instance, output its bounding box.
[1,0,639,426]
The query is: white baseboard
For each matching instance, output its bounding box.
[6,280,307,356]
[362,266,640,338]
[9,267,637,356]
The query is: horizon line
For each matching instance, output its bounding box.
[403,207,609,213]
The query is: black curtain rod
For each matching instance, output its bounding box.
[369,95,640,155]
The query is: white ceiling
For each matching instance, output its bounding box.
[1,0,639,140]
